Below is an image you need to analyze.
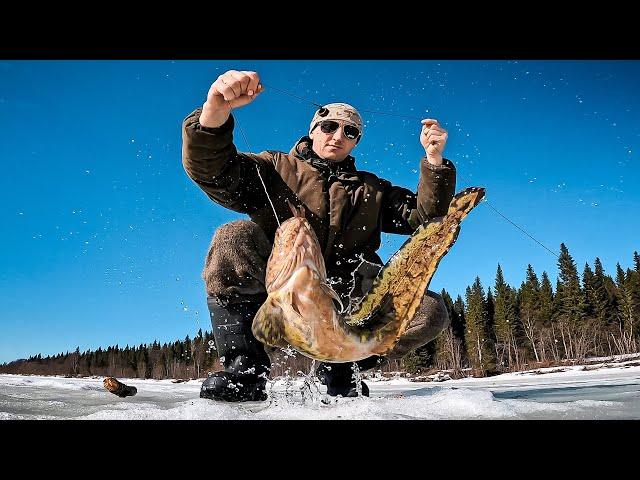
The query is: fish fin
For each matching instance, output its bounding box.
[286,290,304,318]
[345,291,395,329]
[252,295,287,348]
[286,199,306,218]
[320,282,344,313]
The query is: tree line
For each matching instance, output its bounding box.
[0,331,219,380]
[406,246,640,377]
[2,246,638,380]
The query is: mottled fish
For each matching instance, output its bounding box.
[252,187,485,362]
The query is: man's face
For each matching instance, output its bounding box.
[309,120,360,162]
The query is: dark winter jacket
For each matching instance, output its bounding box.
[182,108,456,300]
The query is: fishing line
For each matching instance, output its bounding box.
[261,83,324,108]
[263,82,560,259]
[482,200,559,258]
[226,101,282,228]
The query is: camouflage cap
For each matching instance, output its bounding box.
[309,103,364,137]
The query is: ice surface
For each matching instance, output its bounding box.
[2,360,639,420]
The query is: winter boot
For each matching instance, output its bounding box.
[316,356,381,397]
[200,297,271,402]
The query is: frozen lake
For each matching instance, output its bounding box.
[2,360,640,419]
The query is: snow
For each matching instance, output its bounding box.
[2,359,640,420]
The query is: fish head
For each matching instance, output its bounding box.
[265,216,328,292]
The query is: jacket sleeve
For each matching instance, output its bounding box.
[380,157,457,234]
[181,108,275,215]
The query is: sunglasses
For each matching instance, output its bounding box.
[316,120,360,140]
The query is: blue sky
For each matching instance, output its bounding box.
[1,60,638,364]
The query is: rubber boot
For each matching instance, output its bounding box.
[200,297,271,402]
[316,356,381,397]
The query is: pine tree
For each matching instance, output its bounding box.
[433,290,453,369]
[140,344,150,378]
[539,272,561,362]
[193,328,206,378]
[582,263,595,317]
[486,287,495,333]
[492,265,520,370]
[127,346,137,376]
[555,244,589,359]
[583,262,613,356]
[592,258,615,325]
[539,272,554,327]
[453,295,467,342]
[554,278,563,319]
[627,255,640,322]
[403,344,433,374]
[464,278,496,376]
[72,347,80,376]
[615,264,637,353]
[184,335,193,378]
[485,287,499,349]
[556,243,586,324]
[441,289,455,321]
[430,289,464,373]
[520,264,542,362]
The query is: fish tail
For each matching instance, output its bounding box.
[447,187,486,217]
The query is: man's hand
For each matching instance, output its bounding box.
[420,119,448,165]
[199,70,264,128]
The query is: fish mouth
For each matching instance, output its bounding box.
[266,218,326,293]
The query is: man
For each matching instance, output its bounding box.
[182,70,456,402]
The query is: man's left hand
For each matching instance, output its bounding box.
[420,119,448,165]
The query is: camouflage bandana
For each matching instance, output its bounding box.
[309,103,364,136]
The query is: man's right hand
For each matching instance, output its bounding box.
[199,70,264,128]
